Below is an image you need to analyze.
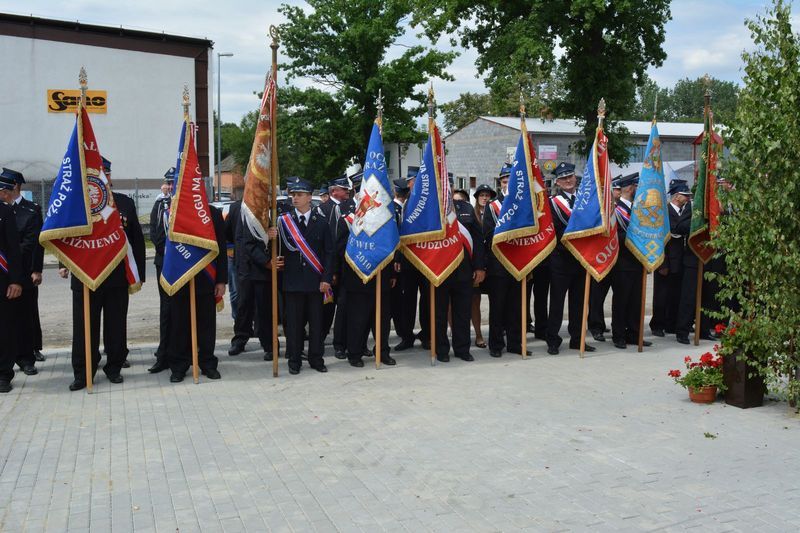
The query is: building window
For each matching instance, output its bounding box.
[469,176,476,189]
[627,144,647,162]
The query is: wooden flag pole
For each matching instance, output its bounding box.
[521,278,527,359]
[693,264,703,346]
[83,285,93,393]
[429,284,436,365]
[579,272,590,359]
[638,265,647,353]
[270,26,280,378]
[375,271,382,369]
[189,278,200,384]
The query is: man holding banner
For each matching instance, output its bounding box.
[159,89,226,383]
[40,70,142,392]
[343,104,400,368]
[488,106,556,358]
[0,191,24,393]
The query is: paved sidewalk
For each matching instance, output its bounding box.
[1,336,798,532]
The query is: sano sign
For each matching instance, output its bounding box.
[47,90,107,113]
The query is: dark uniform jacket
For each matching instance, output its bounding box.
[190,206,228,295]
[69,192,146,290]
[318,197,355,276]
[150,195,171,268]
[0,203,24,293]
[675,200,696,268]
[665,202,689,273]
[481,201,511,278]
[11,198,44,285]
[452,199,487,282]
[549,191,578,262]
[614,198,641,272]
[278,208,334,292]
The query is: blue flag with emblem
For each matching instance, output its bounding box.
[399,128,446,244]
[625,121,670,272]
[345,121,399,283]
[160,114,221,307]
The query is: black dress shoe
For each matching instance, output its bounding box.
[169,372,184,383]
[288,367,300,375]
[489,350,502,358]
[0,381,12,393]
[592,332,606,342]
[394,339,415,351]
[311,364,328,373]
[263,351,274,361]
[613,340,627,349]
[121,360,130,368]
[651,329,665,337]
[510,349,532,356]
[22,365,38,376]
[457,353,475,361]
[203,369,221,379]
[34,351,46,362]
[547,345,559,355]
[148,362,168,374]
[349,359,364,368]
[228,344,245,356]
[421,340,431,350]
[636,340,653,347]
[569,342,596,352]
[69,380,86,391]
[106,374,124,384]
[699,333,716,341]
[381,354,396,366]
[334,349,347,360]
[676,335,690,345]
[436,354,450,362]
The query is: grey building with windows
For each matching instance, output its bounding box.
[443,116,703,193]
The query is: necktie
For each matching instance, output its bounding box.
[568,194,575,209]
[300,214,307,230]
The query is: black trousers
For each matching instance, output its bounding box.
[651,270,682,333]
[33,285,42,351]
[526,262,550,337]
[231,277,272,351]
[346,288,390,361]
[390,271,404,336]
[488,274,522,353]
[284,291,324,371]
[11,285,36,369]
[676,266,711,337]
[546,254,585,347]
[611,268,643,343]
[332,286,348,351]
[71,285,129,381]
[167,285,218,374]
[434,276,472,358]
[587,275,613,335]
[0,296,15,382]
[154,265,172,361]
[397,267,429,342]
[323,282,340,338]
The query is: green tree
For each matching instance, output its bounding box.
[670,77,739,125]
[413,0,671,163]
[277,0,456,184]
[629,74,672,121]
[440,67,567,133]
[711,0,800,405]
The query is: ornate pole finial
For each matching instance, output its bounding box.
[653,92,659,122]
[597,97,607,128]
[427,83,435,119]
[269,24,280,50]
[519,92,526,119]
[703,73,712,107]
[375,88,384,132]
[182,84,191,118]
[79,67,88,103]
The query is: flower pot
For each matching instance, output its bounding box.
[723,351,765,409]
[688,386,717,404]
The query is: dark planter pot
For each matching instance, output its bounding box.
[723,352,766,409]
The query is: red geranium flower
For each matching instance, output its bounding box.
[668,369,681,378]
[715,323,726,335]
[684,356,692,363]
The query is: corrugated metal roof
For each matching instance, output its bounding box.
[477,116,703,138]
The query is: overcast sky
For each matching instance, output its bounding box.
[1,0,784,123]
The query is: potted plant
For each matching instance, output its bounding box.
[669,351,727,404]
[714,323,766,409]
